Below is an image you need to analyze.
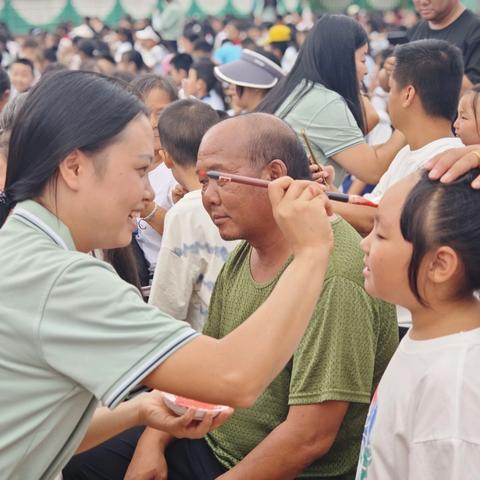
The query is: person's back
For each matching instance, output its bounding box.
[335,39,464,243]
[205,216,398,477]
[148,99,238,330]
[150,191,237,330]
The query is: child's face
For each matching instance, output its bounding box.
[169,66,186,87]
[454,93,480,146]
[10,63,34,93]
[143,87,172,165]
[361,176,419,309]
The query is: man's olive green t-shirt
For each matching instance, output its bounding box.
[204,217,398,479]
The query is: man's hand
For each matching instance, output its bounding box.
[134,390,234,438]
[125,451,168,480]
[124,429,169,480]
[268,178,333,258]
[425,146,480,188]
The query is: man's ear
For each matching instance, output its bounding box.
[57,150,89,191]
[402,85,416,108]
[266,159,288,180]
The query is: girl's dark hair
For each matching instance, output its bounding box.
[130,73,178,102]
[400,168,480,304]
[256,15,368,133]
[0,70,147,227]
[191,59,225,108]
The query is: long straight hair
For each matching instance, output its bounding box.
[257,15,368,133]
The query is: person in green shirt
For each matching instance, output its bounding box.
[154,0,184,52]
[0,71,334,479]
[122,113,398,480]
[257,15,406,187]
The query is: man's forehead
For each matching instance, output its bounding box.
[199,124,248,161]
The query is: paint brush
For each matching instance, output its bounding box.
[300,128,327,186]
[204,170,378,208]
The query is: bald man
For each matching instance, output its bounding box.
[68,114,398,480]
[122,114,397,480]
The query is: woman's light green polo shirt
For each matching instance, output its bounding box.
[0,200,198,479]
[276,81,366,186]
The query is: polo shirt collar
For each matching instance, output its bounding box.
[12,200,77,251]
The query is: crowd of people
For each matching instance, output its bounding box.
[0,0,480,479]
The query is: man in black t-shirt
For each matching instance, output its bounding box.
[381,1,480,91]
[409,0,480,88]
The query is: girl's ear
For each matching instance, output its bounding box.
[426,246,459,286]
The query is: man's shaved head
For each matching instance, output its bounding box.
[200,113,311,180]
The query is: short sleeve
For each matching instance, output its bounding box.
[289,276,377,405]
[39,258,198,408]
[307,98,365,158]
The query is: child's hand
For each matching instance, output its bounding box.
[172,184,188,204]
[309,164,337,191]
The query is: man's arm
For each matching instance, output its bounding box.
[217,402,349,480]
[332,201,375,236]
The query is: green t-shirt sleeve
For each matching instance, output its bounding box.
[39,258,198,408]
[289,275,378,406]
[307,97,365,158]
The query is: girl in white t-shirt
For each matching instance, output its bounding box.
[454,85,480,146]
[356,168,480,480]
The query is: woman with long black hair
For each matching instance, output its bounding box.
[0,70,333,479]
[258,15,405,186]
